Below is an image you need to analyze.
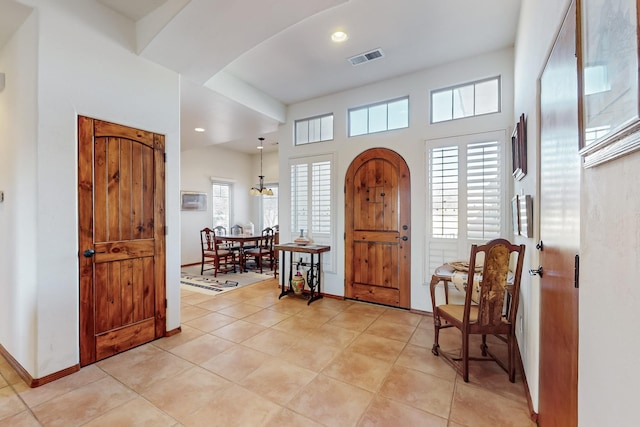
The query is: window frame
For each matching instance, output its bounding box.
[258,183,279,231]
[210,179,234,231]
[348,96,410,137]
[425,131,508,281]
[289,153,336,273]
[295,113,334,146]
[430,76,502,124]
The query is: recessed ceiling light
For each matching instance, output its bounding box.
[194,127,205,132]
[331,30,348,43]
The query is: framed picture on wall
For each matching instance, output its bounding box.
[512,113,527,180]
[519,195,533,238]
[512,195,521,235]
[180,191,207,211]
[580,0,640,167]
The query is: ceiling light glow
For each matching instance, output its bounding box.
[331,31,348,43]
[194,127,205,132]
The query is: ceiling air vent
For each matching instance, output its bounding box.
[348,48,385,66]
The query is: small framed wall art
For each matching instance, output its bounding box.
[511,113,527,181]
[180,191,207,211]
[512,195,521,235]
[519,195,533,238]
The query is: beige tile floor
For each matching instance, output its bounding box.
[0,278,535,426]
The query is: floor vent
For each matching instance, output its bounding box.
[348,48,385,66]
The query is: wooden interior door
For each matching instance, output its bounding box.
[78,116,166,366]
[538,1,580,424]
[345,148,411,308]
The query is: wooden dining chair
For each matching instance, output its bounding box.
[244,227,275,274]
[200,227,237,277]
[430,238,525,382]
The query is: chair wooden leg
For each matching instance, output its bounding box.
[432,313,441,356]
[462,331,470,382]
[481,334,488,356]
[201,258,205,275]
[508,333,516,383]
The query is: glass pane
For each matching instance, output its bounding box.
[309,118,321,143]
[388,98,409,130]
[368,103,388,133]
[295,120,309,145]
[453,85,474,119]
[432,90,452,123]
[475,79,500,115]
[349,108,368,136]
[320,115,334,141]
[262,186,278,228]
[212,183,231,230]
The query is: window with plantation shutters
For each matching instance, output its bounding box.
[430,145,459,238]
[290,164,308,233]
[466,141,501,240]
[426,131,506,281]
[289,154,335,272]
[311,161,331,234]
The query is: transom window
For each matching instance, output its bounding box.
[295,113,334,145]
[348,96,409,137]
[431,76,501,123]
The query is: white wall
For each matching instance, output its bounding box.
[1,0,182,378]
[0,10,38,375]
[180,145,254,265]
[279,47,515,312]
[580,137,640,423]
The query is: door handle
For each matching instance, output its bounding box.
[395,236,408,241]
[83,249,95,258]
[529,266,543,277]
[83,249,106,258]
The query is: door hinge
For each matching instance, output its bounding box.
[574,254,579,289]
[344,232,346,240]
[165,298,168,308]
[163,152,167,163]
[164,225,168,235]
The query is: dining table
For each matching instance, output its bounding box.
[214,233,261,272]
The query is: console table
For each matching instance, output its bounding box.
[275,243,330,305]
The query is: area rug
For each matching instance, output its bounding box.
[180,266,274,296]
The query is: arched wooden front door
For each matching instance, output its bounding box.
[345,148,411,308]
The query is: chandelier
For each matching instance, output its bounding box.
[249,137,274,196]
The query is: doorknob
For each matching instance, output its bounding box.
[83,249,96,258]
[529,266,543,277]
[83,248,105,258]
[395,236,408,241]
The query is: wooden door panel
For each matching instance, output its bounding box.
[538,1,580,425]
[79,116,165,366]
[354,159,399,231]
[353,241,398,289]
[351,282,399,306]
[94,136,155,242]
[94,240,155,262]
[345,148,410,308]
[96,318,156,360]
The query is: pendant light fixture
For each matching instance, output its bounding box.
[249,137,274,196]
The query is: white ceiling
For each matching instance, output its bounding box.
[2,0,522,154]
